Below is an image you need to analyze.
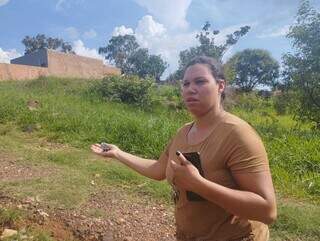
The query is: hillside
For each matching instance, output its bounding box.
[0,77,319,241]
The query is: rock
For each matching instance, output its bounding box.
[0,229,18,239]
[116,218,126,225]
[102,232,113,241]
[37,209,49,218]
[20,234,29,240]
[27,100,40,111]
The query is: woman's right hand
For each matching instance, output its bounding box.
[90,143,120,159]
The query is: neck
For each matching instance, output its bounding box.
[194,105,224,129]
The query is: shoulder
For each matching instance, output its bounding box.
[222,112,260,137]
[220,112,265,147]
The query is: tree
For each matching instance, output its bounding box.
[169,22,250,81]
[99,35,139,72]
[126,49,168,81]
[225,49,279,92]
[99,35,168,80]
[145,54,168,82]
[282,0,320,128]
[22,34,74,54]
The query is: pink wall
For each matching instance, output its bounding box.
[0,63,48,81]
[0,50,120,81]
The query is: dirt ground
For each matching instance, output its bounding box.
[0,155,176,241]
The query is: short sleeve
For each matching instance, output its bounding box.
[226,124,270,174]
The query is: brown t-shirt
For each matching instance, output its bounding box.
[159,112,270,241]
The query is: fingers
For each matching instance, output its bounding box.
[176,151,190,165]
[230,215,248,225]
[170,160,179,171]
[230,215,238,224]
[91,143,108,155]
[91,144,101,152]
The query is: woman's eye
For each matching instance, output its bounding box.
[195,79,206,85]
[183,82,190,87]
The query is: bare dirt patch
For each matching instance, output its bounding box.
[0,187,176,241]
[0,155,55,182]
[60,189,176,241]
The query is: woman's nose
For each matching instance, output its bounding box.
[186,82,197,93]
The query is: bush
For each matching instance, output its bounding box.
[156,84,185,110]
[97,75,157,108]
[273,91,298,115]
[230,92,273,113]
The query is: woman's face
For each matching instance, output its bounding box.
[182,64,225,117]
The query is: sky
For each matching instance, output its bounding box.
[1,0,320,78]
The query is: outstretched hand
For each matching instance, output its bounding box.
[90,143,120,159]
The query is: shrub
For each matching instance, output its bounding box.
[156,84,185,110]
[273,91,298,115]
[97,75,157,108]
[231,92,273,113]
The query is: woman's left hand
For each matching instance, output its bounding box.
[170,151,203,191]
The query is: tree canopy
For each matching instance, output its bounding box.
[22,34,74,54]
[282,0,320,127]
[225,49,279,92]
[167,22,250,82]
[99,34,168,81]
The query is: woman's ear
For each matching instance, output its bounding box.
[218,79,226,94]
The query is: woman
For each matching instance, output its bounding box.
[91,56,277,241]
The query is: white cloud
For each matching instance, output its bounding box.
[134,0,192,30]
[136,15,166,38]
[65,26,79,40]
[83,29,97,39]
[257,25,290,38]
[55,0,84,11]
[112,25,134,36]
[0,48,22,63]
[112,15,197,77]
[0,0,10,7]
[111,14,254,78]
[72,40,108,64]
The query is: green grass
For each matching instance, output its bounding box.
[0,123,171,208]
[270,200,320,240]
[0,208,23,227]
[0,77,319,240]
[2,76,317,202]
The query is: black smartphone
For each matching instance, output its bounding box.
[182,152,206,201]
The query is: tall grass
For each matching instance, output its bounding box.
[0,77,319,202]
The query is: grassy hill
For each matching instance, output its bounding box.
[0,77,319,240]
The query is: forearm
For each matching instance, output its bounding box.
[194,177,276,224]
[115,150,165,180]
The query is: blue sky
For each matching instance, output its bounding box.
[1,0,319,77]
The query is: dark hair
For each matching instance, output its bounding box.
[184,56,226,100]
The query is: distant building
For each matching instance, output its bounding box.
[0,49,120,81]
[11,48,49,67]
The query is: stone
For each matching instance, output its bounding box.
[102,232,113,241]
[0,229,18,239]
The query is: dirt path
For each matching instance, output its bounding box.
[0,154,176,241]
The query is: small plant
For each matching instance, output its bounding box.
[0,208,22,226]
